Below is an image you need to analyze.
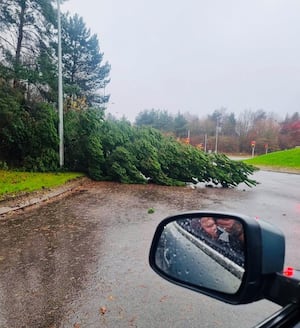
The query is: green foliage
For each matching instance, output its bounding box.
[106,146,145,184]
[97,120,257,187]
[173,112,188,138]
[125,128,175,185]
[206,153,258,187]
[135,109,174,131]
[0,74,258,187]
[0,0,56,91]
[160,139,208,182]
[35,47,58,103]
[23,149,59,172]
[0,1,114,178]
[85,133,104,180]
[100,119,133,157]
[0,82,59,170]
[0,85,29,163]
[64,108,105,179]
[61,13,111,107]
[135,109,188,138]
[17,103,59,171]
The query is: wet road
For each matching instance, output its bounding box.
[0,171,299,327]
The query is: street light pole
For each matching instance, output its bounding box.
[215,119,219,154]
[57,0,64,167]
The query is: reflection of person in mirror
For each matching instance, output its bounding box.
[217,218,244,253]
[199,217,219,240]
[190,217,225,242]
[197,217,232,250]
[190,217,245,267]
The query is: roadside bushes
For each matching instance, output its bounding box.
[64,108,105,180]
[0,86,59,170]
[22,103,59,171]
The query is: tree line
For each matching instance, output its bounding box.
[0,1,257,187]
[135,108,300,155]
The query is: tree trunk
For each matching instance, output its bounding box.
[13,0,26,88]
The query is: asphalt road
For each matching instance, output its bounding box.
[0,170,299,327]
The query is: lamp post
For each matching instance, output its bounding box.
[57,0,64,167]
[251,140,256,158]
[215,118,220,154]
[204,133,207,152]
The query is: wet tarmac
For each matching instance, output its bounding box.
[0,174,298,327]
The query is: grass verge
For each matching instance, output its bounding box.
[0,171,85,201]
[244,148,300,171]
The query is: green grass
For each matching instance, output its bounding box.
[0,171,85,200]
[244,148,300,170]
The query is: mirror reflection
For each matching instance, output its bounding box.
[155,216,245,294]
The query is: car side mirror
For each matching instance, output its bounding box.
[149,211,285,305]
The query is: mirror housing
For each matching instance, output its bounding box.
[149,211,285,305]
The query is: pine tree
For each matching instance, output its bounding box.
[0,0,57,88]
[61,13,110,109]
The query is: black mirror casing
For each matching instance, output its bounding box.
[149,211,285,305]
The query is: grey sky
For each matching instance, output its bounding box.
[62,0,300,122]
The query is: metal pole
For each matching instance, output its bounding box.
[215,120,219,154]
[57,0,64,167]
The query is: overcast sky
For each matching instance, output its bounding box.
[62,0,300,122]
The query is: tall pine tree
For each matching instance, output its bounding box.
[61,13,110,109]
[0,0,57,88]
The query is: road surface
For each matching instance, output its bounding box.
[0,170,299,327]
